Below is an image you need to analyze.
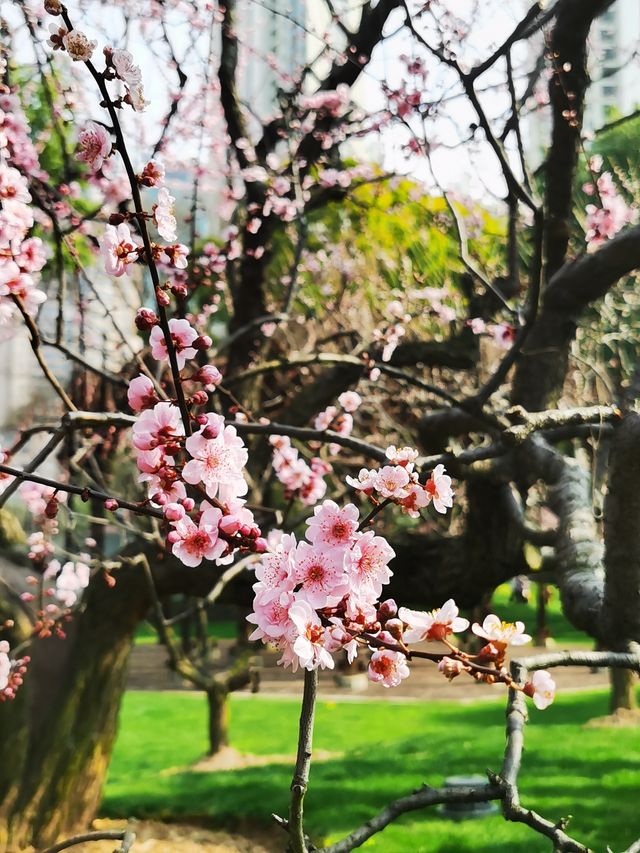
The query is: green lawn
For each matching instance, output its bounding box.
[492,582,591,648]
[134,584,588,650]
[103,689,639,852]
[134,620,237,645]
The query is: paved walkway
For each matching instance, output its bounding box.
[127,641,608,702]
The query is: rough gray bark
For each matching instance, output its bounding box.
[601,412,640,648]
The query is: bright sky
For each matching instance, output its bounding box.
[9,0,538,204]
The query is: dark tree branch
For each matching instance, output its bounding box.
[544,0,615,279]
[601,413,640,647]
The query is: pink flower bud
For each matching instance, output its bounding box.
[190,391,208,406]
[20,593,35,602]
[219,516,241,535]
[152,492,168,506]
[182,497,195,512]
[104,498,119,511]
[378,599,398,621]
[167,530,181,544]
[438,656,465,680]
[254,537,268,552]
[195,365,222,388]
[193,335,212,350]
[170,282,188,298]
[164,503,185,522]
[384,618,404,640]
[202,423,221,440]
[156,288,171,307]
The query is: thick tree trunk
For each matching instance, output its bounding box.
[0,564,150,852]
[206,685,230,756]
[609,668,638,714]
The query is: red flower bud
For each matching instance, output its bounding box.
[44,497,59,519]
[135,308,159,331]
[193,335,212,350]
[170,282,188,298]
[156,288,171,307]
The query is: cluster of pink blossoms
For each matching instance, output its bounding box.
[247,499,396,672]
[313,391,363,455]
[247,503,556,707]
[583,164,635,249]
[0,641,29,702]
[270,436,331,506]
[127,315,264,568]
[99,181,187,279]
[0,94,48,335]
[347,446,454,517]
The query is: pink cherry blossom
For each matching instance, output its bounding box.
[488,323,516,350]
[100,223,139,277]
[62,30,97,61]
[385,445,418,467]
[314,406,337,431]
[399,599,469,644]
[14,237,47,273]
[0,641,10,691]
[54,561,90,607]
[254,533,297,591]
[338,391,362,413]
[529,670,556,709]
[374,465,411,499]
[127,375,159,412]
[399,482,431,518]
[112,49,142,87]
[346,467,378,493]
[425,464,454,514]
[288,600,334,670]
[472,614,531,647]
[132,402,184,451]
[468,317,486,335]
[161,243,188,269]
[19,482,66,517]
[170,506,225,567]
[349,531,395,598]
[248,589,295,640]
[293,542,348,608]
[77,121,111,172]
[182,413,248,502]
[127,83,149,112]
[149,318,198,369]
[368,649,410,688]
[153,187,177,241]
[305,500,359,549]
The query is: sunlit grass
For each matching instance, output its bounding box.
[103,688,639,851]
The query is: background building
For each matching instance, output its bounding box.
[524,1,640,166]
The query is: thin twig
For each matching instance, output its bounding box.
[38,829,134,853]
[288,668,319,853]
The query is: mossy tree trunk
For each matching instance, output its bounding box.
[609,667,638,714]
[0,564,150,852]
[206,685,230,755]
